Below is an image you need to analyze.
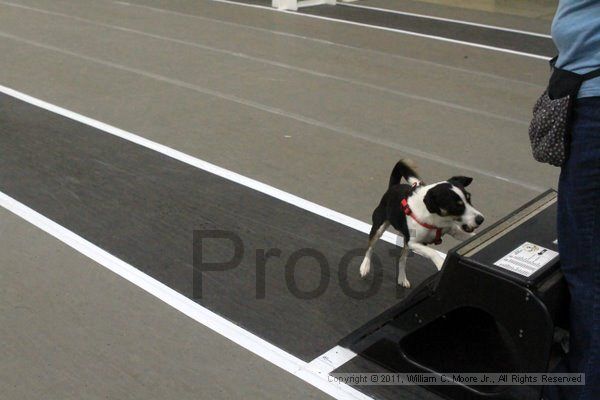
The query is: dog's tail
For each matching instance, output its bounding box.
[389,159,420,188]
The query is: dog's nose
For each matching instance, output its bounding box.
[475,215,484,225]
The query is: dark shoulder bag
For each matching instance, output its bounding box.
[528,57,600,167]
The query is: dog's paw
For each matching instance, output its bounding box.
[359,258,371,277]
[398,278,411,288]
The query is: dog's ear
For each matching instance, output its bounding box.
[423,190,441,215]
[448,176,473,187]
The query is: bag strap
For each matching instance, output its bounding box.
[552,54,600,81]
[582,67,600,81]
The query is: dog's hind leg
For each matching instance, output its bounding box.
[360,207,389,278]
[397,237,411,288]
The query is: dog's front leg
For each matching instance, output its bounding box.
[408,241,446,271]
[359,247,374,277]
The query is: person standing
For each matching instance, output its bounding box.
[545,1,600,399]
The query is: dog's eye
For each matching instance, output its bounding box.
[457,201,464,205]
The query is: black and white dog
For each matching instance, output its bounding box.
[359,160,484,288]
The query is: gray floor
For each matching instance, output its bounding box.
[0,0,559,398]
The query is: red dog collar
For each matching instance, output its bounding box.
[401,198,443,245]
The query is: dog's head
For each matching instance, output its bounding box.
[423,176,484,232]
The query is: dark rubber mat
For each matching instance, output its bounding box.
[0,93,437,361]
[303,4,555,57]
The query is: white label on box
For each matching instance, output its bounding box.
[494,242,558,277]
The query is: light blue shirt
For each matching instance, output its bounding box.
[551,0,600,98]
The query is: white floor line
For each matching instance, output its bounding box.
[307,346,359,375]
[0,191,369,400]
[0,33,544,193]
[339,2,552,39]
[0,1,528,125]
[108,0,544,89]
[202,0,551,60]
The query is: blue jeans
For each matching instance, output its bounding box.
[545,97,600,400]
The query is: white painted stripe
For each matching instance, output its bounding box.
[307,346,359,375]
[340,2,552,39]
[201,0,551,60]
[0,1,527,125]
[0,191,370,400]
[109,0,544,89]
[0,84,422,251]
